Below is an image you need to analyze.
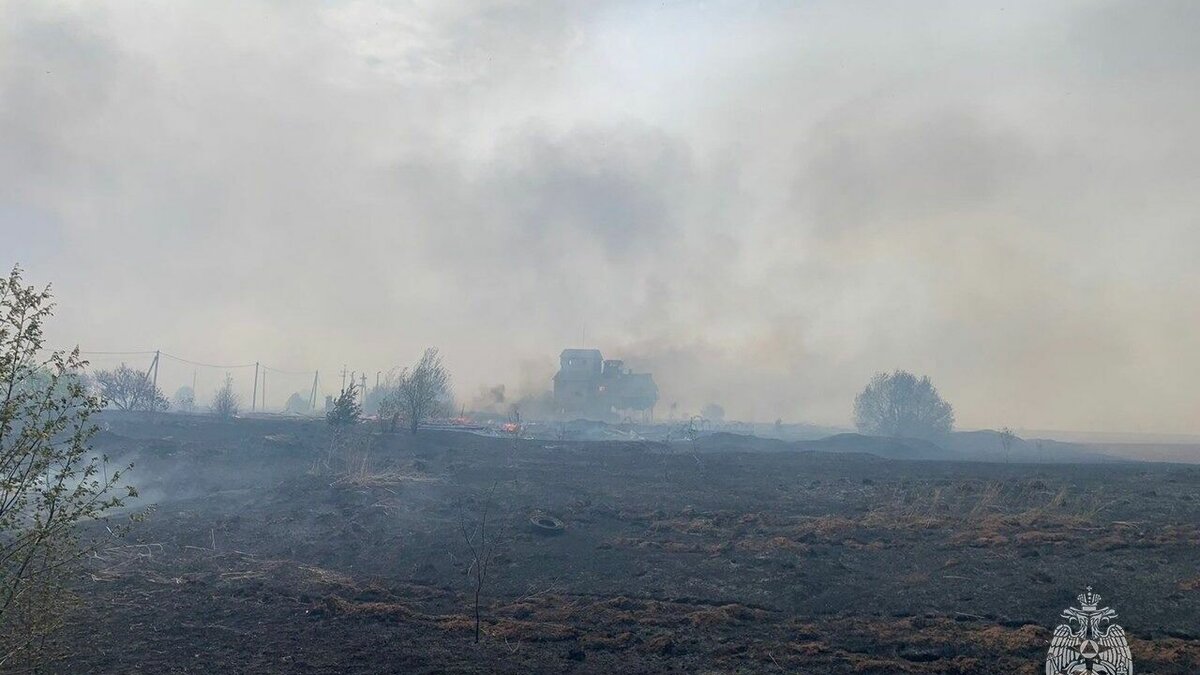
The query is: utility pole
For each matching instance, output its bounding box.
[151,349,160,393]
[144,351,159,385]
[252,362,259,412]
[309,371,319,412]
[360,373,367,408]
[341,365,347,391]
[142,350,161,413]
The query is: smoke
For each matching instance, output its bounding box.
[467,384,507,414]
[3,1,1199,432]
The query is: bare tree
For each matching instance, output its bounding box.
[459,483,501,644]
[93,363,167,411]
[999,426,1016,463]
[0,265,138,668]
[210,374,240,418]
[504,406,525,465]
[700,403,725,423]
[375,369,400,432]
[173,385,196,413]
[383,348,452,434]
[684,414,703,454]
[284,391,311,415]
[853,370,954,439]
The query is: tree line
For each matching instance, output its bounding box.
[81,350,455,434]
[325,347,453,435]
[77,336,957,441]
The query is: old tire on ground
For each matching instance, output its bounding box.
[529,513,565,535]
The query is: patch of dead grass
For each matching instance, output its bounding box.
[686,603,769,627]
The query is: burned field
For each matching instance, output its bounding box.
[64,415,1200,674]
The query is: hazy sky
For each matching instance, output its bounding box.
[3,1,1198,432]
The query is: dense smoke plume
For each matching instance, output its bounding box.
[3,1,1199,432]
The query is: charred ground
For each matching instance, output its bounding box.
[60,413,1200,674]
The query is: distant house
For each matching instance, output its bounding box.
[552,349,658,420]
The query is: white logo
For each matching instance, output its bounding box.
[1046,587,1133,675]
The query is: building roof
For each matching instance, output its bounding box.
[560,348,603,359]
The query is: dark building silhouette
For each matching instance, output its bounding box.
[552,349,658,419]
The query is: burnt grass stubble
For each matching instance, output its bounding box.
[59,413,1200,673]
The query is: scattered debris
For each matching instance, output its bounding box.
[529,513,566,536]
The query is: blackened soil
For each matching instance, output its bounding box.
[48,414,1200,673]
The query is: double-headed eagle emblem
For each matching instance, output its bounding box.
[1046,587,1133,675]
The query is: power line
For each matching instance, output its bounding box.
[56,347,361,406]
[261,365,315,376]
[76,350,157,356]
[160,352,257,369]
[62,349,359,382]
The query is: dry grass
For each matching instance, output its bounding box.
[298,564,356,588]
[486,618,576,642]
[686,604,769,627]
[1128,635,1200,666]
[608,477,1200,562]
[322,595,433,621]
[756,615,1199,674]
[333,469,436,488]
[333,448,438,487]
[579,631,635,650]
[176,563,1197,673]
[607,479,1160,557]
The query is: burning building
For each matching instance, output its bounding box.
[552,349,658,420]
